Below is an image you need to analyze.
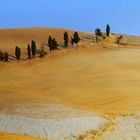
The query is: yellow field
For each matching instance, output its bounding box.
[1,47,140,115]
[0,132,47,140]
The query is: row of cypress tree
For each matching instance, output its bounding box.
[0,31,81,63]
[64,31,80,47]
[15,40,37,62]
[48,31,80,50]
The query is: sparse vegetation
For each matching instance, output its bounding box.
[0,26,125,65]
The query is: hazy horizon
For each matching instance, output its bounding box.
[0,0,140,35]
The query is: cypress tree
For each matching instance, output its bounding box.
[64,31,69,47]
[52,38,58,50]
[48,36,53,51]
[106,24,110,37]
[27,44,31,59]
[31,40,36,56]
[96,28,102,36]
[73,32,80,44]
[95,28,102,42]
[48,36,58,51]
[15,46,21,61]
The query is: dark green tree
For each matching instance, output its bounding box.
[31,40,36,56]
[106,24,110,37]
[52,38,58,50]
[48,36,58,51]
[15,46,21,61]
[64,31,69,47]
[95,28,102,36]
[27,44,31,59]
[73,32,80,44]
[48,36,53,51]
[95,28,102,42]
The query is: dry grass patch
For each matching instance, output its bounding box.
[0,132,47,140]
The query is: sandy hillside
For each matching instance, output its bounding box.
[0,27,89,54]
[1,27,140,140]
[1,46,140,114]
[0,27,139,51]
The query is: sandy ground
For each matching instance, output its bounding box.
[0,27,89,56]
[1,47,140,140]
[0,112,106,140]
[0,97,107,140]
[1,47,140,114]
[98,114,140,140]
[1,27,140,139]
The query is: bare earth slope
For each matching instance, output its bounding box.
[0,27,70,49]
[1,27,140,140]
[1,47,140,115]
[0,27,88,51]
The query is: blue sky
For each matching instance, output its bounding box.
[0,0,140,35]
